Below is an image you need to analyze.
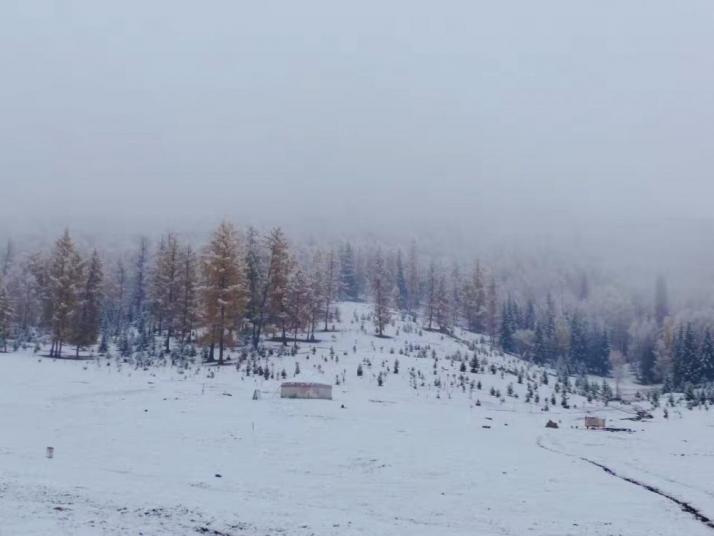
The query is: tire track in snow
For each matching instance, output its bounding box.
[536,435,714,531]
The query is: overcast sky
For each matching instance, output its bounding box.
[2,1,714,270]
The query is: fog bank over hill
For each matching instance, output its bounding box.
[3,0,714,295]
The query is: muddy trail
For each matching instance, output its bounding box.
[537,436,714,531]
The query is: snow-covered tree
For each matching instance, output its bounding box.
[486,276,499,341]
[286,265,310,347]
[244,226,270,349]
[0,275,12,352]
[71,250,104,357]
[339,242,359,301]
[1,239,14,278]
[151,233,182,350]
[395,250,408,311]
[177,245,198,344]
[321,249,339,331]
[406,241,420,319]
[200,221,246,364]
[371,249,392,337]
[462,261,486,333]
[434,272,452,333]
[424,260,437,330]
[266,228,292,345]
[654,275,669,326]
[700,329,714,383]
[130,237,150,324]
[47,230,83,357]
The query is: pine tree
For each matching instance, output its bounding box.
[371,249,392,337]
[673,323,700,387]
[499,299,516,353]
[524,300,536,330]
[177,245,198,344]
[244,226,269,349]
[1,239,14,278]
[48,230,83,358]
[266,228,292,345]
[151,233,182,351]
[200,221,246,364]
[638,335,658,384]
[108,259,128,337]
[0,275,12,352]
[700,329,714,383]
[655,275,669,326]
[434,273,452,333]
[533,322,547,364]
[320,249,339,331]
[568,312,589,367]
[406,241,420,319]
[543,293,558,362]
[131,237,150,324]
[71,250,104,357]
[589,328,611,376]
[462,261,487,333]
[474,261,486,331]
[26,253,51,333]
[486,276,498,341]
[286,265,310,348]
[424,260,438,330]
[449,262,462,330]
[395,250,408,311]
[339,242,359,301]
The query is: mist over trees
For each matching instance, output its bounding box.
[1,224,714,391]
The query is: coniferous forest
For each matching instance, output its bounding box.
[2,224,713,397]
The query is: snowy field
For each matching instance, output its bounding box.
[1,303,713,536]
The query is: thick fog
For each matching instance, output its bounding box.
[2,1,714,286]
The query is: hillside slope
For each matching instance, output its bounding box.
[0,302,712,535]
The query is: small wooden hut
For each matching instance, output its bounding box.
[584,416,606,430]
[280,382,332,400]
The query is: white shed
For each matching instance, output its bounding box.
[280,382,332,400]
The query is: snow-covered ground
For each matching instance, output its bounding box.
[1,303,713,535]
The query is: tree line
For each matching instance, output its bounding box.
[1,226,714,390]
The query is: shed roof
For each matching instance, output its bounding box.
[281,382,332,389]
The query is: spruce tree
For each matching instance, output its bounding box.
[699,329,714,383]
[321,249,339,331]
[371,249,392,337]
[424,260,437,331]
[48,230,83,358]
[244,226,269,349]
[638,336,657,384]
[151,233,181,351]
[568,312,589,368]
[533,323,547,364]
[71,250,103,357]
[674,323,700,387]
[1,239,14,278]
[655,275,669,326]
[499,299,516,353]
[266,228,292,345]
[286,265,310,348]
[543,294,558,362]
[486,277,498,341]
[395,250,408,311]
[405,241,420,319]
[434,273,451,333]
[131,237,150,324]
[339,242,359,301]
[0,276,12,352]
[177,245,198,345]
